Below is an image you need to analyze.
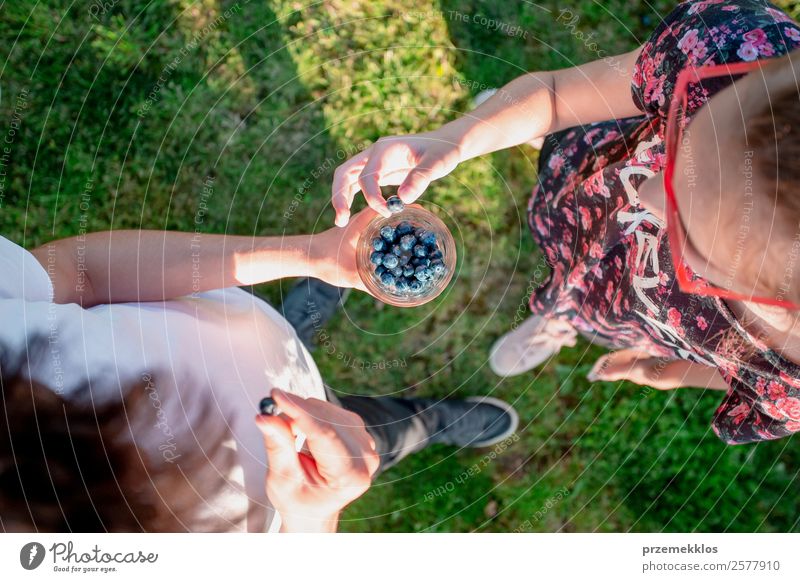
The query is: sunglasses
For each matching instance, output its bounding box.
[663,58,800,310]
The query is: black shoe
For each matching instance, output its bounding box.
[280,278,349,349]
[425,396,519,448]
[336,393,519,472]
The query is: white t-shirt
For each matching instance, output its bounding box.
[0,234,326,532]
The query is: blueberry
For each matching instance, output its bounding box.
[417,257,431,268]
[382,254,399,269]
[415,265,429,281]
[391,244,403,256]
[396,277,411,291]
[419,230,436,247]
[380,225,396,242]
[413,244,427,258]
[403,265,415,277]
[432,260,445,275]
[396,221,414,236]
[390,266,403,277]
[380,271,396,286]
[399,254,411,266]
[370,251,384,265]
[386,195,405,213]
[372,237,386,252]
[414,227,426,238]
[410,279,423,292]
[375,265,387,276]
[259,397,277,416]
[430,249,443,261]
[399,234,417,251]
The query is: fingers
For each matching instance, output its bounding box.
[587,353,617,382]
[587,349,655,383]
[588,351,637,382]
[332,153,367,227]
[358,158,392,219]
[397,154,436,202]
[256,413,304,484]
[271,390,369,477]
[397,147,453,202]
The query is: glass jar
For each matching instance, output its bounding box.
[356,205,456,307]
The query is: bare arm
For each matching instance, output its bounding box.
[332,48,643,224]
[446,47,644,161]
[31,209,376,306]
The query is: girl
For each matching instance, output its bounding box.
[331,0,800,444]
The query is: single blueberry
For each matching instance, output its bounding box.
[415,265,429,281]
[417,257,431,267]
[391,244,403,257]
[382,254,399,269]
[420,230,437,247]
[396,221,414,236]
[431,260,445,275]
[370,251,384,265]
[259,397,277,416]
[380,271,396,286]
[399,234,417,251]
[403,265,415,277]
[375,264,386,275]
[413,244,426,258]
[390,266,403,277]
[372,237,386,252]
[380,225,396,242]
[399,254,411,266]
[396,277,411,291]
[430,249,443,261]
[410,279,423,292]
[386,195,405,213]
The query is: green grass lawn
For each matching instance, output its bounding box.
[2,0,799,532]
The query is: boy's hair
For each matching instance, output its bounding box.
[0,341,244,532]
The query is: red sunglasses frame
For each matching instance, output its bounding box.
[663,58,800,310]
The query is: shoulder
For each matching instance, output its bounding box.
[0,235,53,301]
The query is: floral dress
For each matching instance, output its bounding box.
[528,0,800,444]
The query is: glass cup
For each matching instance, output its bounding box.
[356,205,456,307]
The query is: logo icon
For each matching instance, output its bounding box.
[20,542,46,570]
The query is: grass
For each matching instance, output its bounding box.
[1,0,799,532]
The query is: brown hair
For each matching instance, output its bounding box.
[746,79,800,302]
[0,345,244,532]
[749,85,800,217]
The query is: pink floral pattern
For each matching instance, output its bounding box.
[527,0,800,445]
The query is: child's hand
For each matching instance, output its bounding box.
[331,132,462,226]
[587,349,680,390]
[310,208,377,292]
[256,389,379,533]
[588,351,729,391]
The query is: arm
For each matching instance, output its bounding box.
[442,47,643,161]
[332,48,643,225]
[30,209,376,307]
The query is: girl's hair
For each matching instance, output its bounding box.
[0,340,245,532]
[747,79,800,302]
[749,84,800,219]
